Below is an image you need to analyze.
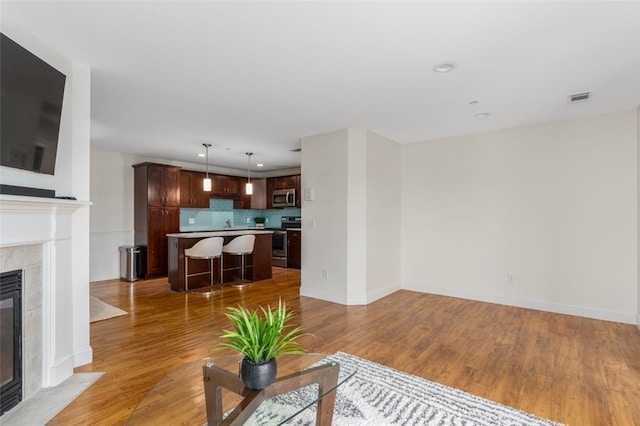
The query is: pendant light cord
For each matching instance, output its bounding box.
[246,152,253,183]
[203,143,211,178]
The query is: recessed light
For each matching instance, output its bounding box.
[198,153,205,157]
[474,112,491,118]
[432,62,456,73]
[257,163,264,167]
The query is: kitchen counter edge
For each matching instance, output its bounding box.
[167,230,274,238]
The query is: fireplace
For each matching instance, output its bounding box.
[0,270,22,415]
[0,194,90,415]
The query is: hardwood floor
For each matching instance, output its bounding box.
[51,267,640,425]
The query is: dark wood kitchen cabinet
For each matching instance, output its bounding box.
[270,175,298,191]
[146,164,180,207]
[287,229,301,269]
[180,170,210,208]
[211,174,242,198]
[146,207,179,276]
[237,178,267,209]
[134,163,181,277]
[294,175,301,208]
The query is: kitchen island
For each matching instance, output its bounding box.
[167,229,273,292]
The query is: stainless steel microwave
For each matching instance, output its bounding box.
[272,189,296,208]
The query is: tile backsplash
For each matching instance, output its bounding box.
[180,198,301,231]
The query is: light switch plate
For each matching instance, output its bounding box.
[304,187,315,201]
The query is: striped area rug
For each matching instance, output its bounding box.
[245,352,562,426]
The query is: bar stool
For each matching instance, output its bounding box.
[222,235,255,288]
[184,237,224,295]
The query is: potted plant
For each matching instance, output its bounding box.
[216,300,309,390]
[253,217,266,228]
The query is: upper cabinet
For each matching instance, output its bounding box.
[211,174,242,198]
[180,170,210,208]
[294,175,301,208]
[270,175,298,190]
[238,178,267,210]
[267,174,301,208]
[145,164,180,207]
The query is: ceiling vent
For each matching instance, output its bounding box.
[569,91,591,103]
[290,148,301,152]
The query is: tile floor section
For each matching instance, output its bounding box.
[0,372,103,425]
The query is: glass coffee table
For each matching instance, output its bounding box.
[127,353,357,425]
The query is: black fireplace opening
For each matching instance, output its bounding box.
[1,270,22,415]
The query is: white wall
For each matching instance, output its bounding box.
[300,130,350,303]
[346,129,367,302]
[365,131,401,300]
[89,149,136,281]
[0,14,93,369]
[637,106,640,329]
[402,109,638,324]
[70,62,92,366]
[301,129,401,304]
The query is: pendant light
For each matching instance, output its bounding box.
[203,143,211,192]
[245,152,253,195]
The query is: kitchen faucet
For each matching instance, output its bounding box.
[226,219,232,228]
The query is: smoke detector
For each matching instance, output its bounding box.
[568,91,592,103]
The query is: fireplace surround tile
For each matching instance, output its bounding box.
[0,244,43,400]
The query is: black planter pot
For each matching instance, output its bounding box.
[240,357,277,390]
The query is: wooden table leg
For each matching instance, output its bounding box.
[203,361,341,426]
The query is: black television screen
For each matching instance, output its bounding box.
[1,33,66,175]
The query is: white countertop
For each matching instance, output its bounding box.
[167,229,273,238]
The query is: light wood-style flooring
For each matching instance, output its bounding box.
[50,267,640,425]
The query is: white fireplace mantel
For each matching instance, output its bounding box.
[0,194,91,390]
[0,194,88,214]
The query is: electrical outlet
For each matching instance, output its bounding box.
[322,268,328,279]
[246,217,250,224]
[506,274,514,284]
[265,218,269,223]
[188,218,195,225]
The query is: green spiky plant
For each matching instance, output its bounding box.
[216,300,310,364]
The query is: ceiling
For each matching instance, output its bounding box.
[2,1,639,172]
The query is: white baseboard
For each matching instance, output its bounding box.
[46,354,74,387]
[300,286,349,305]
[402,282,636,325]
[300,283,400,306]
[74,346,93,367]
[364,283,400,304]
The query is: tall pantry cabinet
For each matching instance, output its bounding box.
[133,163,181,277]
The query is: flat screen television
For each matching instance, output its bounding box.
[1,33,66,175]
